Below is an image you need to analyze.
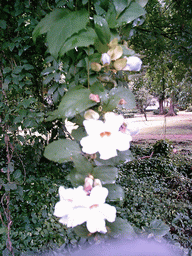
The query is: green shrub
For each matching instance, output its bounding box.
[186,106,192,112]
[152,139,173,157]
[117,155,192,250]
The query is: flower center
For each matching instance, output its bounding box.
[90,204,99,209]
[100,131,111,137]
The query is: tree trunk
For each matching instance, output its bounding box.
[166,98,176,116]
[159,98,164,115]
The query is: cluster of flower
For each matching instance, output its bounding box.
[101,53,142,72]
[91,38,142,73]
[54,177,116,234]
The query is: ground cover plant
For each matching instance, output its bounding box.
[118,140,192,253]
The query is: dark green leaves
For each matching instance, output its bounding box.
[107,217,136,238]
[104,184,125,202]
[116,2,146,27]
[143,219,170,237]
[33,9,89,58]
[0,20,7,29]
[103,87,136,112]
[59,28,97,56]
[94,15,111,44]
[57,88,97,118]
[106,1,146,28]
[44,139,81,163]
[113,0,129,17]
[92,166,118,184]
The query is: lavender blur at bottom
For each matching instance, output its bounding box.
[71,238,182,256]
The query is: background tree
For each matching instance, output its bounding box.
[127,0,192,114]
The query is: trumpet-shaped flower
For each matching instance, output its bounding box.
[123,56,142,71]
[53,185,116,234]
[80,112,132,160]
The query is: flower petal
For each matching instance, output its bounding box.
[59,186,74,201]
[87,208,107,233]
[112,132,132,152]
[53,200,72,217]
[80,135,101,155]
[99,203,116,222]
[83,119,104,136]
[67,207,88,228]
[89,186,108,205]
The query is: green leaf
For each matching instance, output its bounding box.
[104,87,136,112]
[116,2,146,27]
[104,184,125,202]
[41,67,55,76]
[0,20,6,29]
[13,169,22,180]
[136,0,148,7]
[113,0,129,17]
[122,45,135,56]
[73,224,90,238]
[144,219,170,237]
[44,139,81,163]
[13,66,23,74]
[45,109,62,122]
[71,127,87,141]
[67,169,86,187]
[47,9,89,58]
[107,217,136,238]
[3,67,12,74]
[94,15,111,44]
[32,9,70,41]
[92,166,118,184]
[8,162,14,173]
[3,183,17,191]
[0,227,7,235]
[58,88,97,118]
[95,149,133,166]
[59,28,97,56]
[43,73,55,85]
[22,64,34,70]
[106,4,117,28]
[72,154,93,175]
[2,77,11,90]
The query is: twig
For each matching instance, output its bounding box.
[140,151,154,159]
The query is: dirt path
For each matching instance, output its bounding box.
[127,111,192,142]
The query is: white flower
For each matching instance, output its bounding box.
[85,186,116,233]
[53,185,116,234]
[101,53,111,65]
[80,112,132,160]
[123,56,142,71]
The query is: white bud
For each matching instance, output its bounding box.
[101,53,111,65]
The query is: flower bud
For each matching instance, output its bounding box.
[123,56,142,71]
[84,176,94,194]
[113,58,127,71]
[91,62,102,72]
[84,109,100,120]
[94,179,102,187]
[118,99,127,105]
[89,93,100,103]
[107,46,123,61]
[101,53,111,65]
[108,38,118,48]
